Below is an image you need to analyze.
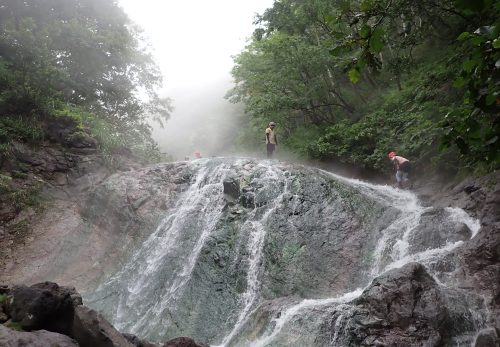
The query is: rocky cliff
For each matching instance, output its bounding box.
[0,155,498,346]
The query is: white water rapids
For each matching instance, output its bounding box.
[86,158,484,346]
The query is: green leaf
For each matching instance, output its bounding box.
[493,39,500,49]
[339,0,351,12]
[485,93,496,105]
[324,15,336,24]
[439,139,450,151]
[360,0,373,12]
[457,32,471,41]
[348,68,361,83]
[453,77,466,89]
[329,45,349,56]
[369,28,385,53]
[360,24,371,39]
[454,0,486,12]
[471,35,487,45]
[463,60,477,72]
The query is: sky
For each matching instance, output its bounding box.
[118,0,275,159]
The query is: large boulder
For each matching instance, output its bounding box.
[474,328,499,347]
[407,208,472,254]
[72,305,135,347]
[123,332,160,347]
[327,263,484,346]
[6,282,79,335]
[353,262,449,345]
[0,325,78,347]
[1,282,193,347]
[223,178,240,201]
[163,336,209,347]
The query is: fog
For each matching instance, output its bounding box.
[118,0,274,160]
[151,77,246,159]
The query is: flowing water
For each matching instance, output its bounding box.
[86,158,486,346]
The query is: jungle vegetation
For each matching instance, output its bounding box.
[0,0,171,163]
[0,0,498,177]
[228,0,499,175]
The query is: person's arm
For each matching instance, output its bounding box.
[265,128,270,143]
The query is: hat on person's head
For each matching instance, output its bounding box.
[269,122,276,127]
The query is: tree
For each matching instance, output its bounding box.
[229,0,499,171]
[0,0,171,147]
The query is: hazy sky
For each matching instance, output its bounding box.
[118,0,274,159]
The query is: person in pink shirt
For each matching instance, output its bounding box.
[388,151,411,188]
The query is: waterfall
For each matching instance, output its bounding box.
[247,290,364,347]
[221,169,484,346]
[85,158,485,346]
[88,160,231,337]
[215,163,303,347]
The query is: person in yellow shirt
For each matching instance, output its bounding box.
[265,122,278,158]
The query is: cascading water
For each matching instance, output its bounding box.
[87,160,235,339]
[86,158,487,346]
[242,173,484,347]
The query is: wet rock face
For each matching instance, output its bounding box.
[2,161,193,290]
[84,160,402,344]
[474,328,499,347]
[0,138,136,283]
[327,263,483,346]
[408,208,471,254]
[458,183,500,344]
[354,263,446,328]
[3,158,499,346]
[480,187,500,227]
[223,178,240,201]
[72,305,135,347]
[163,337,208,347]
[260,168,392,298]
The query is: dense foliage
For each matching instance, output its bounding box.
[0,0,171,162]
[228,0,499,175]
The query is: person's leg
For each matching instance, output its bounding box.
[396,170,404,188]
[267,144,275,158]
[402,163,411,187]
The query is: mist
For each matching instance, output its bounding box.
[151,77,246,160]
[117,0,275,161]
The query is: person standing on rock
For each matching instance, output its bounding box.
[388,151,411,188]
[265,122,278,158]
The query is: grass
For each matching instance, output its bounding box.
[4,321,23,331]
[10,183,43,210]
